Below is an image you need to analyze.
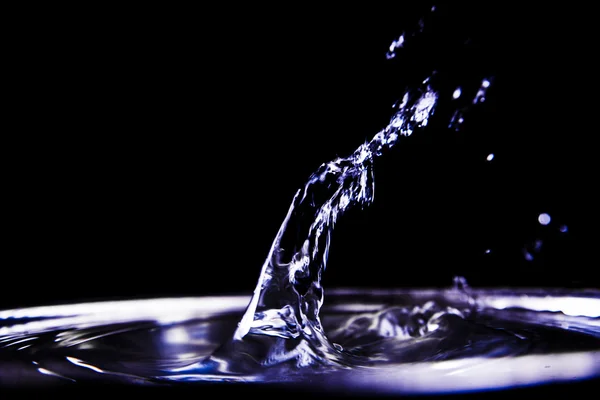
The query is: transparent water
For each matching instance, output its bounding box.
[1,286,599,394]
[4,3,599,396]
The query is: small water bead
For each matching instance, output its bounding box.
[473,78,492,104]
[389,35,405,52]
[524,249,534,262]
[448,111,465,130]
[386,34,405,60]
[538,213,551,225]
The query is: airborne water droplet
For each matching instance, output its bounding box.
[538,213,551,225]
[473,78,492,104]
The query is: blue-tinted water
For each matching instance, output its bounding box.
[2,3,598,395]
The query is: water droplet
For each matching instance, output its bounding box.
[386,34,405,59]
[472,78,492,104]
[452,88,462,99]
[448,111,464,130]
[538,213,551,225]
[486,153,494,161]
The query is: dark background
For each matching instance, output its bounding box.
[4,3,597,310]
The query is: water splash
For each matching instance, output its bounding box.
[209,5,498,372]
[0,2,596,395]
[215,78,440,369]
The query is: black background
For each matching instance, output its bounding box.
[4,3,598,311]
